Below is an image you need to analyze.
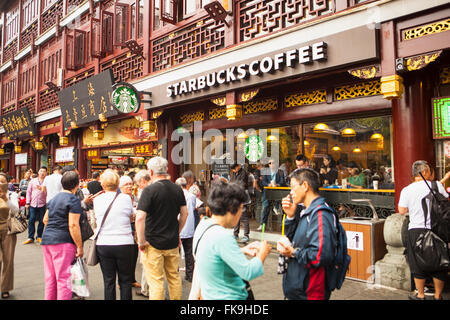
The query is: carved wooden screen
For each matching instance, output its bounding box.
[238,0,335,42]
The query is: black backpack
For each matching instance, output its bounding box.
[328,211,351,291]
[420,174,450,243]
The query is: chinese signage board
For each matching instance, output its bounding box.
[212,163,230,176]
[58,70,118,128]
[1,108,35,139]
[432,96,450,139]
[15,153,28,166]
[101,147,134,157]
[87,149,100,159]
[55,147,74,163]
[135,143,155,156]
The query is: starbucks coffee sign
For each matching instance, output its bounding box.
[245,135,264,162]
[111,83,141,114]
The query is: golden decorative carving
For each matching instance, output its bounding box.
[243,98,278,114]
[151,111,163,119]
[380,75,404,100]
[285,89,327,108]
[209,107,227,120]
[348,65,380,79]
[210,96,226,106]
[180,111,205,124]
[239,89,259,102]
[226,104,243,121]
[334,80,381,101]
[405,51,442,71]
[440,67,450,85]
[402,18,450,40]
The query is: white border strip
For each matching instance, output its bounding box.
[35,26,57,46]
[60,0,90,27]
[0,61,12,73]
[14,46,31,61]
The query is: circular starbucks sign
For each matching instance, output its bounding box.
[245,135,264,162]
[111,83,140,114]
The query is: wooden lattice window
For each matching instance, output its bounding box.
[5,7,19,44]
[41,0,63,34]
[91,18,102,58]
[102,10,114,54]
[100,51,144,83]
[22,0,39,30]
[20,22,38,50]
[66,33,75,70]
[160,0,178,25]
[20,65,37,97]
[41,49,62,86]
[19,95,36,116]
[115,3,130,47]
[3,39,17,63]
[74,30,87,69]
[3,79,17,105]
[39,89,59,113]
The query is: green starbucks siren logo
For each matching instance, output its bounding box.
[245,135,264,162]
[111,83,141,114]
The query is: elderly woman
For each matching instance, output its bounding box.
[41,171,83,300]
[193,180,272,300]
[0,173,19,299]
[94,169,135,300]
[119,175,140,289]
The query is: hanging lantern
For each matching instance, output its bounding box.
[59,136,69,146]
[14,145,22,153]
[0,148,4,156]
[313,123,328,133]
[226,104,242,121]
[370,133,383,141]
[93,129,104,140]
[303,140,310,146]
[35,141,43,150]
[352,146,362,153]
[341,128,356,137]
[331,145,341,152]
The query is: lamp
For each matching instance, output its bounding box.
[352,147,362,153]
[267,135,278,141]
[204,1,231,27]
[331,145,341,152]
[313,123,329,133]
[237,132,248,139]
[370,133,383,141]
[303,140,309,146]
[341,128,356,137]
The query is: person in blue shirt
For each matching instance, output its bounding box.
[193,180,272,300]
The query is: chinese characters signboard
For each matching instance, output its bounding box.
[1,108,35,140]
[135,143,156,156]
[58,70,118,128]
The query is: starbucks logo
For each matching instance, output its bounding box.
[111,84,140,114]
[245,135,264,162]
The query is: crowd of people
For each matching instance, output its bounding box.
[0,154,448,301]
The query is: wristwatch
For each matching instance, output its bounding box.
[291,248,299,258]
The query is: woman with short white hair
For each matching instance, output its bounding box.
[93,169,135,300]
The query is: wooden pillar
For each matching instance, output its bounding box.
[164,112,177,180]
[392,70,435,209]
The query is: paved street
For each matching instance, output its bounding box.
[4,231,419,301]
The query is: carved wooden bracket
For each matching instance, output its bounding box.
[405,50,442,71]
[348,64,380,79]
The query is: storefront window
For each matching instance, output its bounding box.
[303,116,393,189]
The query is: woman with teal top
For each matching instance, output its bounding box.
[348,167,367,189]
[191,181,272,300]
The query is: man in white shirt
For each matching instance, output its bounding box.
[42,165,63,204]
[398,160,448,300]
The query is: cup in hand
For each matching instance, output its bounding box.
[373,180,379,190]
[277,235,292,252]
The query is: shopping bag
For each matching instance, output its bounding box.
[70,258,90,298]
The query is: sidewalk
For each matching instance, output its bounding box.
[4,231,429,300]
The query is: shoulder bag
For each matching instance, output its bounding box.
[85,193,119,266]
[6,192,27,235]
[193,223,255,300]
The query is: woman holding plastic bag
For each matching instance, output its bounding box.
[42,171,84,300]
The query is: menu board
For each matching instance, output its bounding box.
[55,147,74,163]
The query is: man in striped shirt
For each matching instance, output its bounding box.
[24,167,47,245]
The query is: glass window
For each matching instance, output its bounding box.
[131,3,136,39]
[138,0,144,38]
[303,116,393,189]
[153,0,160,30]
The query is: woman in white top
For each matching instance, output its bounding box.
[93,169,135,300]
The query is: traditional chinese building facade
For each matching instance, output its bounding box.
[0,0,448,210]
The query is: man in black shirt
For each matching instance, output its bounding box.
[87,172,103,195]
[135,157,188,300]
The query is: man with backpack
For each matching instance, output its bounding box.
[398,160,448,300]
[278,168,349,300]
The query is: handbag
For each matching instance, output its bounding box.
[6,193,27,235]
[85,193,119,266]
[80,211,94,242]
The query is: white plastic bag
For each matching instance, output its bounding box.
[70,258,90,298]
